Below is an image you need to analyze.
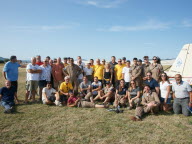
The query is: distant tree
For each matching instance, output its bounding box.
[0,60,4,63]
[4,58,9,63]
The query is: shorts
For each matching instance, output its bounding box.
[42,96,56,104]
[27,80,38,91]
[54,81,63,89]
[78,101,95,108]
[160,97,171,104]
[60,95,68,102]
[11,81,18,92]
[39,80,48,88]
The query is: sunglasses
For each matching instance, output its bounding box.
[161,75,166,77]
[118,61,122,62]
[131,83,135,84]
[147,75,151,76]
[153,59,157,60]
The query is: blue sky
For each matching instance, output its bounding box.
[0,0,192,61]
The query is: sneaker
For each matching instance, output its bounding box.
[4,109,12,114]
[127,106,132,110]
[55,100,63,106]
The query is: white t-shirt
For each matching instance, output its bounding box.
[160,81,171,98]
[42,87,56,101]
[92,81,102,88]
[26,63,41,81]
[122,67,130,82]
[39,65,52,81]
[84,67,93,75]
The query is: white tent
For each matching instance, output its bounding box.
[167,44,192,84]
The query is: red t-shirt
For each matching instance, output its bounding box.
[67,96,78,105]
[36,62,43,66]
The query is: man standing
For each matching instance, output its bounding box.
[129,58,142,87]
[93,59,104,83]
[109,56,118,87]
[114,59,124,87]
[63,58,82,93]
[122,60,131,88]
[172,74,192,116]
[39,59,52,101]
[52,57,64,90]
[3,55,24,103]
[0,80,17,113]
[36,55,43,66]
[142,56,151,81]
[26,57,42,102]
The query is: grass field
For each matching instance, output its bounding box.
[0,65,192,144]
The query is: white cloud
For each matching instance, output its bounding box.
[97,19,171,32]
[7,23,79,32]
[75,0,127,8]
[182,19,192,27]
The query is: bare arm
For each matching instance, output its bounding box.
[3,71,7,80]
[164,85,171,103]
[92,86,102,92]
[155,87,160,95]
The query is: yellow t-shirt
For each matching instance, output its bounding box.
[122,63,127,67]
[93,64,104,80]
[64,63,69,68]
[114,64,124,80]
[90,65,94,69]
[59,82,73,93]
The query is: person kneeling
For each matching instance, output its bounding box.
[130,85,160,121]
[67,90,107,108]
[42,83,62,106]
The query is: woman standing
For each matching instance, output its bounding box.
[149,56,163,82]
[103,62,113,85]
[160,72,172,111]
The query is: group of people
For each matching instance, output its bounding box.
[0,55,192,121]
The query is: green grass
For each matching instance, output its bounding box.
[0,66,192,144]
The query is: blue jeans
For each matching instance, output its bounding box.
[0,101,15,110]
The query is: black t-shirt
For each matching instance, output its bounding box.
[0,86,16,102]
[116,86,128,95]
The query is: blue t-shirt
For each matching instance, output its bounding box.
[116,86,128,95]
[3,61,21,81]
[144,78,159,90]
[0,86,16,102]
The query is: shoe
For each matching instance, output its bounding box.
[55,100,63,106]
[130,116,141,121]
[127,107,132,110]
[4,109,12,114]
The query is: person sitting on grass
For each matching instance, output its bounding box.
[130,85,160,121]
[93,81,115,104]
[42,83,62,106]
[0,80,17,114]
[113,79,128,108]
[59,76,73,105]
[127,80,141,110]
[67,90,107,108]
[79,76,92,100]
[90,76,102,98]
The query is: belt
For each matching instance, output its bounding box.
[176,97,189,99]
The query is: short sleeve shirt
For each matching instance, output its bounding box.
[116,86,128,95]
[122,67,130,82]
[26,63,41,81]
[92,81,102,89]
[42,87,56,101]
[128,87,140,98]
[84,67,93,76]
[172,81,192,98]
[114,64,124,80]
[160,81,171,98]
[59,82,73,93]
[80,81,92,89]
[0,86,16,102]
[93,65,104,80]
[67,96,78,105]
[144,78,159,90]
[3,61,21,81]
